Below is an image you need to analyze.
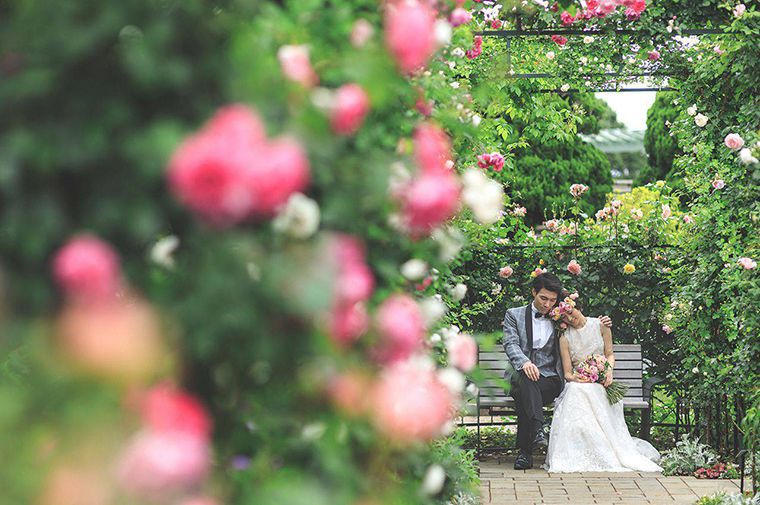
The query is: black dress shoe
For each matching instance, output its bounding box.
[514,453,533,470]
[533,431,548,449]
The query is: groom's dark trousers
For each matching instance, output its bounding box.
[510,373,563,454]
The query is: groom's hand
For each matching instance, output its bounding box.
[522,361,540,381]
[599,315,613,328]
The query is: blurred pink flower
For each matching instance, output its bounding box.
[277,45,318,87]
[466,35,483,59]
[329,302,370,346]
[738,257,757,270]
[370,360,453,443]
[447,333,477,372]
[414,123,452,174]
[712,178,725,190]
[375,295,426,363]
[328,369,372,417]
[724,133,745,151]
[203,104,266,147]
[449,8,472,27]
[331,84,370,135]
[560,10,575,25]
[551,35,567,46]
[733,3,746,17]
[117,430,211,501]
[385,0,436,74]
[245,137,311,216]
[647,50,660,61]
[350,19,374,48]
[683,214,694,224]
[53,235,122,304]
[141,384,212,439]
[567,260,582,275]
[402,171,460,235]
[332,236,374,306]
[499,265,513,278]
[178,497,220,505]
[661,204,672,219]
[662,325,673,334]
[55,298,165,383]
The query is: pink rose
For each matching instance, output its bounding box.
[551,35,568,46]
[738,257,757,270]
[140,384,212,438]
[402,171,460,235]
[477,153,492,168]
[245,137,311,216]
[117,430,211,501]
[683,214,695,224]
[447,333,477,372]
[370,361,453,443]
[647,50,660,61]
[733,3,746,17]
[449,8,472,27]
[53,234,122,304]
[490,152,505,171]
[375,295,426,363]
[597,0,617,15]
[724,133,745,151]
[277,45,318,88]
[466,36,483,59]
[712,178,725,190]
[331,83,370,135]
[499,265,513,278]
[414,123,452,174]
[350,19,374,48]
[662,325,673,334]
[560,10,575,25]
[661,204,672,219]
[329,302,370,346]
[567,260,582,275]
[328,369,372,417]
[385,0,436,74]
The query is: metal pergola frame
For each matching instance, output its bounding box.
[474,27,727,92]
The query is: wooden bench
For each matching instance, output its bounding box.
[469,343,657,457]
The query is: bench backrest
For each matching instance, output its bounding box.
[478,343,644,402]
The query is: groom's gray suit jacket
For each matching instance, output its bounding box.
[501,304,565,384]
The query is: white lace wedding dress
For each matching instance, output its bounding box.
[545,318,663,473]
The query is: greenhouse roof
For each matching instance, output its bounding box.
[579,128,645,154]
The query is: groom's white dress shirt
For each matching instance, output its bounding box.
[531,303,553,350]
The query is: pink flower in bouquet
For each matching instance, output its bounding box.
[662,325,673,334]
[449,8,472,27]
[350,19,374,48]
[329,302,370,346]
[499,265,514,278]
[55,297,165,383]
[53,235,122,304]
[370,360,453,443]
[551,35,568,46]
[569,183,589,198]
[647,50,660,61]
[402,171,460,235]
[738,257,757,270]
[117,430,211,500]
[375,295,426,363]
[331,84,370,135]
[447,333,477,372]
[277,45,319,88]
[567,260,582,275]
[724,133,745,151]
[385,0,437,74]
[712,178,725,190]
[414,123,452,174]
[140,384,213,438]
[560,10,575,25]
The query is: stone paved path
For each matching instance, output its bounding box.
[479,456,746,504]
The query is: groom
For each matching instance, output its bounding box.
[502,272,611,469]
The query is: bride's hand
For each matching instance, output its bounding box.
[603,374,613,387]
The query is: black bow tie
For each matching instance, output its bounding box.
[534,311,548,319]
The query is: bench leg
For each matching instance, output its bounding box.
[640,407,652,442]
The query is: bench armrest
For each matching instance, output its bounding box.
[642,376,665,401]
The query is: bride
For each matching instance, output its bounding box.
[545,297,662,473]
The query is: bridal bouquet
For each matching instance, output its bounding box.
[576,354,629,405]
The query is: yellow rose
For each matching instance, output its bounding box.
[539,259,545,265]
[623,263,636,274]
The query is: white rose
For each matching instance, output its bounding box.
[434,19,452,47]
[739,148,759,165]
[400,258,428,281]
[694,113,708,127]
[272,193,320,238]
[449,283,467,302]
[462,168,504,225]
[546,51,555,60]
[149,235,179,269]
[451,47,466,58]
[472,114,482,127]
[583,36,594,44]
[437,367,466,395]
[560,84,570,92]
[686,105,697,116]
[421,465,447,496]
[419,296,447,326]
